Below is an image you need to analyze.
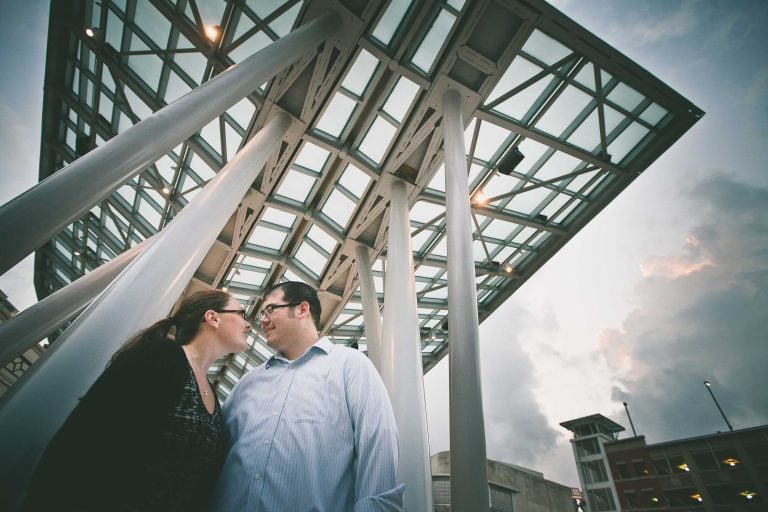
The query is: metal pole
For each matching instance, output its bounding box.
[622,401,638,437]
[443,89,490,512]
[380,180,433,512]
[355,244,382,372]
[704,380,734,432]
[0,239,149,368]
[0,113,291,510]
[0,11,340,275]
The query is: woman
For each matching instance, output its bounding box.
[23,289,251,511]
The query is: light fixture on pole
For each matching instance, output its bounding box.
[704,380,734,432]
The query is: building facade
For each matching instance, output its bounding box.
[562,414,768,511]
[431,451,576,511]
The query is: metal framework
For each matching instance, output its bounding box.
[30,0,702,402]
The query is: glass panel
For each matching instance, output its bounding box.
[474,122,510,162]
[322,189,356,228]
[127,38,163,90]
[640,102,668,126]
[338,164,370,197]
[315,93,357,138]
[372,0,413,45]
[307,225,336,253]
[492,78,548,121]
[294,242,327,277]
[228,31,272,64]
[248,225,288,249]
[522,29,571,66]
[608,122,649,163]
[607,82,645,112]
[295,142,330,171]
[411,9,455,73]
[261,207,296,228]
[486,56,541,105]
[534,85,593,137]
[274,169,316,203]
[358,116,397,164]
[341,49,379,97]
[382,77,420,122]
[133,1,170,47]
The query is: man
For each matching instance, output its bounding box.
[212,281,404,511]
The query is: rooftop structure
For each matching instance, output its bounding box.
[29,0,702,396]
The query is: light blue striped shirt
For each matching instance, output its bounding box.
[211,337,404,511]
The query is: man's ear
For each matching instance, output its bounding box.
[298,301,311,319]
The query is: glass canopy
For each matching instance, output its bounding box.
[35,0,702,398]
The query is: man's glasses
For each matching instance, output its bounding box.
[257,303,301,321]
[216,309,247,318]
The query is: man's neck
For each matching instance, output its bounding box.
[280,331,321,361]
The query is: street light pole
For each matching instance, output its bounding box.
[704,380,734,432]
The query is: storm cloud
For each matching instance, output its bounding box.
[599,175,768,441]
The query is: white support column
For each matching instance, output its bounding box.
[0,11,340,275]
[0,239,149,367]
[0,113,292,510]
[381,180,433,512]
[355,244,382,372]
[442,89,490,512]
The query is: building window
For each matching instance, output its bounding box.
[668,455,691,473]
[489,483,515,512]
[692,451,718,471]
[582,460,609,484]
[633,459,651,476]
[664,488,704,507]
[432,476,450,505]
[615,462,630,479]
[576,437,601,456]
[588,488,617,512]
[651,458,670,475]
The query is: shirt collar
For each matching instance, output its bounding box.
[265,336,332,368]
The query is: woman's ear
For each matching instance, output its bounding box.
[202,309,219,327]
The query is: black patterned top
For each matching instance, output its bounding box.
[23,339,228,512]
[142,365,227,511]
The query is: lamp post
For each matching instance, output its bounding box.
[704,380,734,432]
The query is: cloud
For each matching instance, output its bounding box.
[599,175,768,441]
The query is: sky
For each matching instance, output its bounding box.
[2,0,768,491]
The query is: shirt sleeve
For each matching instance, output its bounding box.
[344,353,405,512]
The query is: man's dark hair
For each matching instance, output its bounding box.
[265,281,321,328]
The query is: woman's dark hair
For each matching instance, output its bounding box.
[111,289,231,363]
[264,281,321,328]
